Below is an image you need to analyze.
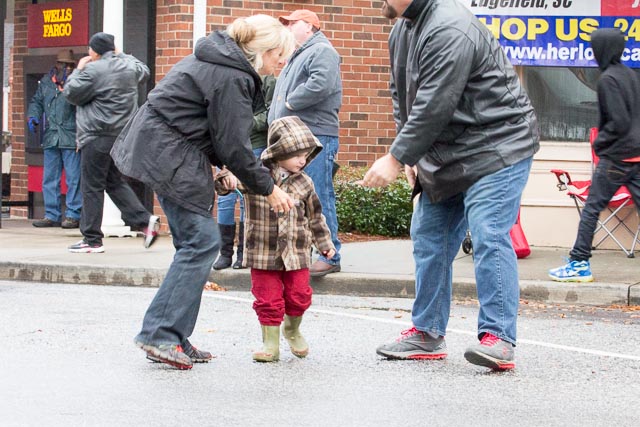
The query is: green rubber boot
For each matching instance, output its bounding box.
[252,325,280,362]
[283,315,309,358]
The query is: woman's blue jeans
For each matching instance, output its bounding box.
[304,135,341,265]
[216,147,264,225]
[135,196,219,346]
[410,157,532,345]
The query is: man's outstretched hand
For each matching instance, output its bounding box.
[358,153,404,188]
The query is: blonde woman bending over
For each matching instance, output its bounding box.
[112,15,295,370]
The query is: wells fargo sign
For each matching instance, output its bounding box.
[27,0,89,48]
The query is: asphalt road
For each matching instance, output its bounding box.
[1,280,639,426]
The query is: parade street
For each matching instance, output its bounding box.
[1,280,639,426]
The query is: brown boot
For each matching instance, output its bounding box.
[309,260,341,277]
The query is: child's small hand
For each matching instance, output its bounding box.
[323,249,336,259]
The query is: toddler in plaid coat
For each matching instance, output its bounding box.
[216,116,335,362]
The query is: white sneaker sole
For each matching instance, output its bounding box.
[68,247,105,253]
[548,274,594,282]
[144,215,160,249]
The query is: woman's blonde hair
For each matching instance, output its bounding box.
[227,14,295,73]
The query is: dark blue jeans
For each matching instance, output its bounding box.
[135,196,220,346]
[570,159,640,261]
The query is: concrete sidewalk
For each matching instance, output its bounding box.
[1,218,638,305]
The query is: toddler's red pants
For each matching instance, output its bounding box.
[250,268,312,326]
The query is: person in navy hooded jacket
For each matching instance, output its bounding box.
[549,28,640,283]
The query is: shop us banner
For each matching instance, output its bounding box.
[462,0,640,67]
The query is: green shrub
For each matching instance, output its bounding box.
[334,166,412,237]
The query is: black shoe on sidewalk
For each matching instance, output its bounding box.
[33,218,61,228]
[61,217,80,229]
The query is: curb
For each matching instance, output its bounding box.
[1,261,636,306]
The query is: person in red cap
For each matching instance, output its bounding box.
[269,9,343,277]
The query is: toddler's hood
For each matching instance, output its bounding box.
[261,116,323,169]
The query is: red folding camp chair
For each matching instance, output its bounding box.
[550,128,640,258]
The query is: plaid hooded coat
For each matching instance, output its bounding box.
[216,116,335,270]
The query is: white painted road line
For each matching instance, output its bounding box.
[204,293,640,362]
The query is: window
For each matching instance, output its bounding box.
[520,66,600,142]
[519,66,640,142]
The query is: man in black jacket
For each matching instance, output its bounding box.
[63,32,158,253]
[362,0,539,371]
[549,28,640,282]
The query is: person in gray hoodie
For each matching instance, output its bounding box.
[269,9,343,277]
[549,28,640,283]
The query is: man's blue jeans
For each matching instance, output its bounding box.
[43,147,82,221]
[570,158,640,261]
[411,157,533,345]
[135,196,219,346]
[304,135,341,265]
[216,148,264,225]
